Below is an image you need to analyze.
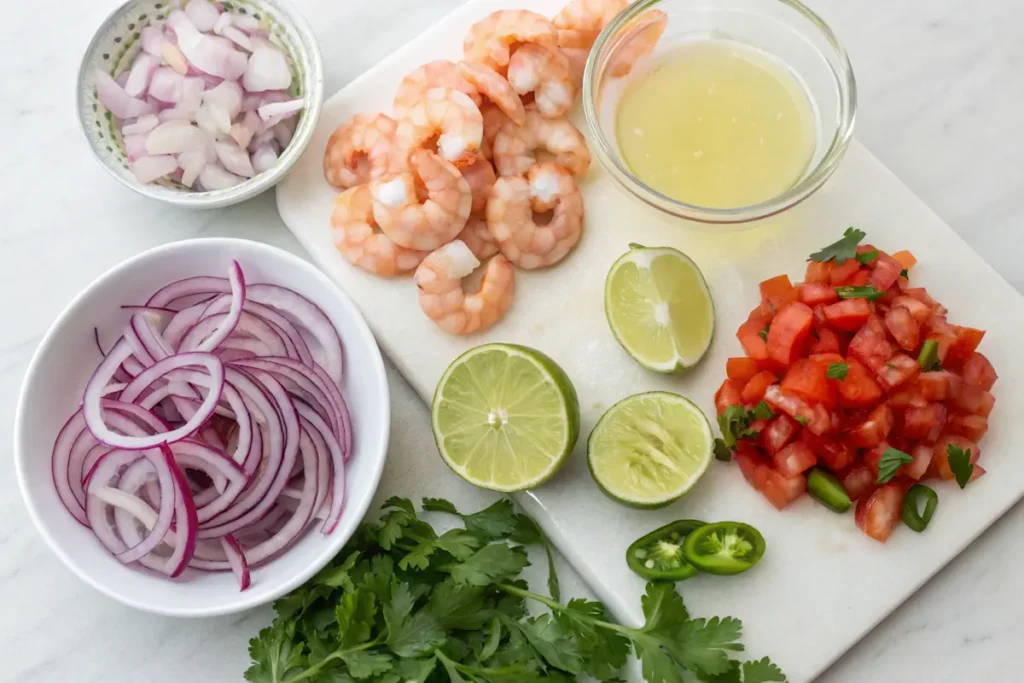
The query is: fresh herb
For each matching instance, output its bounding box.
[876,448,914,484]
[715,438,733,462]
[243,498,786,683]
[947,444,974,488]
[794,415,809,426]
[758,323,770,342]
[855,250,879,265]
[834,286,886,301]
[717,405,762,450]
[826,363,848,381]
[808,227,866,265]
[751,401,775,420]
[900,268,909,278]
[917,339,941,371]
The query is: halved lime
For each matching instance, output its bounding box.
[431,343,580,492]
[588,392,713,508]
[604,244,715,373]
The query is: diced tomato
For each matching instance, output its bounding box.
[759,414,799,454]
[823,299,872,332]
[741,370,777,404]
[890,295,931,325]
[763,385,831,435]
[933,435,981,480]
[801,430,854,472]
[904,288,938,309]
[900,403,947,443]
[798,283,839,306]
[737,316,770,360]
[888,389,927,408]
[830,259,861,285]
[848,316,894,371]
[808,326,842,354]
[946,326,985,367]
[863,441,892,478]
[884,305,921,352]
[970,464,987,482]
[904,444,933,480]
[891,250,917,270]
[867,252,904,291]
[781,358,832,406]
[842,466,876,501]
[849,404,894,447]
[917,370,961,402]
[735,444,806,509]
[946,413,989,442]
[855,482,908,543]
[733,443,763,485]
[805,260,833,284]
[760,274,795,299]
[954,385,995,417]
[836,358,883,409]
[766,303,814,367]
[876,286,900,306]
[773,441,817,478]
[809,352,845,364]
[961,352,997,390]
[875,353,920,390]
[846,270,871,287]
[726,357,761,383]
[714,379,743,415]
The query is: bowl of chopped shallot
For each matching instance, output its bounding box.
[77,0,323,208]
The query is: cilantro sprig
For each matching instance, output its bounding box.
[808,227,866,264]
[834,286,886,301]
[947,444,975,488]
[244,498,787,683]
[876,447,914,484]
[716,402,775,461]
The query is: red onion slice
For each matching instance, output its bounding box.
[221,535,251,589]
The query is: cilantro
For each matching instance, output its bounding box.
[856,249,879,265]
[808,227,866,264]
[742,656,789,682]
[900,268,909,278]
[758,323,769,342]
[947,444,974,488]
[714,438,733,462]
[794,415,809,426]
[718,405,759,450]
[511,512,561,601]
[876,447,914,484]
[834,285,886,301]
[826,363,848,380]
[751,401,775,420]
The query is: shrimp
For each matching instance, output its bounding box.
[415,240,515,335]
[330,185,427,276]
[370,149,473,252]
[395,87,484,169]
[463,9,557,74]
[457,61,526,126]
[393,60,481,121]
[480,102,510,160]
[558,29,598,89]
[492,108,590,178]
[460,157,497,215]
[486,163,584,269]
[553,0,627,32]
[457,216,500,259]
[506,44,575,119]
[323,113,399,189]
[608,9,668,77]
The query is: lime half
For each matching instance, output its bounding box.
[431,344,580,492]
[605,244,715,373]
[588,392,713,508]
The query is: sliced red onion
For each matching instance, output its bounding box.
[251,145,278,174]
[195,100,232,136]
[123,114,160,136]
[161,444,199,576]
[241,91,263,112]
[221,535,251,589]
[179,76,207,115]
[140,26,166,57]
[148,67,185,103]
[273,118,296,148]
[213,11,233,35]
[198,163,243,190]
[229,13,261,33]
[131,155,178,183]
[162,42,190,75]
[242,46,291,92]
[125,54,161,98]
[251,128,276,149]
[184,0,221,32]
[257,97,303,123]
[221,26,253,51]
[95,69,155,119]
[214,140,255,177]
[203,80,243,119]
[174,12,248,81]
[124,134,149,162]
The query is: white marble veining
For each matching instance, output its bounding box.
[0,0,1021,681]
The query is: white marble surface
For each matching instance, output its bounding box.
[1,0,1021,681]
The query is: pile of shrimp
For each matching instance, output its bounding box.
[322,0,667,336]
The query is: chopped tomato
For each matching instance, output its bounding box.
[760,274,795,299]
[961,352,997,390]
[714,379,743,415]
[970,464,987,482]
[891,250,917,270]
[781,358,832,406]
[848,316,894,371]
[904,444,933,481]
[830,259,861,285]
[954,385,995,417]
[863,442,893,478]
[946,413,989,442]
[846,270,871,287]
[890,295,932,325]
[875,353,920,390]
[900,403,947,443]
[933,435,981,480]
[726,357,762,383]
[766,303,814,367]
[884,305,921,352]
[867,252,904,291]
[763,385,831,435]
[801,430,854,472]
[741,370,777,404]
[798,283,839,306]
[808,327,842,354]
[947,326,985,367]
[917,370,961,402]
[835,358,883,409]
[736,315,770,360]
[904,288,938,309]
[735,445,805,509]
[805,261,833,284]
[823,299,872,332]
[809,352,845,364]
[855,482,908,543]
[841,466,877,501]
[888,388,927,409]
[848,404,894,447]
[733,443,763,484]
[773,441,817,478]
[759,414,799,454]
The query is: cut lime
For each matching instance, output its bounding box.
[588,391,713,508]
[604,244,715,373]
[431,343,580,492]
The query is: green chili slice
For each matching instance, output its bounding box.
[902,484,938,532]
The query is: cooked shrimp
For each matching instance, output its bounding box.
[507,44,575,119]
[558,29,598,89]
[486,163,584,269]
[463,10,557,74]
[457,61,526,126]
[492,109,590,178]
[456,216,500,259]
[415,240,515,335]
[323,113,399,189]
[370,149,472,252]
[480,102,510,160]
[553,0,626,32]
[393,60,481,120]
[608,9,668,77]
[330,185,427,276]
[395,87,484,169]
[460,158,497,215]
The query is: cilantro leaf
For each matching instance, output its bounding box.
[808,227,866,264]
[758,324,769,342]
[794,415,809,426]
[396,657,437,682]
[699,660,741,683]
[900,268,909,278]
[434,528,482,560]
[450,544,529,586]
[511,513,561,601]
[717,406,756,449]
[751,401,774,420]
[340,650,393,679]
[834,286,886,301]
[423,497,518,541]
[876,447,913,484]
[383,583,416,635]
[855,249,879,265]
[557,599,630,679]
[742,657,788,682]
[515,614,584,674]
[480,616,503,661]
[420,497,460,515]
[947,444,975,488]
[826,363,848,380]
[244,622,307,683]
[636,639,690,683]
[714,438,733,462]
[669,617,745,675]
[388,611,445,658]
[641,582,690,634]
[335,589,378,647]
[426,579,489,629]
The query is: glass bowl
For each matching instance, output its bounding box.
[582,0,856,226]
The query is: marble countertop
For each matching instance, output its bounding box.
[2,0,1022,680]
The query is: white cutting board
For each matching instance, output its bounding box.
[277,1,1024,679]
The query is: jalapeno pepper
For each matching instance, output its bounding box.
[807,468,852,513]
[902,484,938,532]
[681,521,766,575]
[625,519,706,581]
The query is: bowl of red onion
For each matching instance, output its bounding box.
[14,238,390,616]
[77,0,323,207]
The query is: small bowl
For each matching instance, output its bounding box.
[583,0,856,225]
[14,239,390,617]
[77,0,324,208]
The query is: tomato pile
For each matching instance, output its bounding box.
[715,231,998,542]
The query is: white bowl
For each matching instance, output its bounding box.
[14,238,390,617]
[77,0,324,208]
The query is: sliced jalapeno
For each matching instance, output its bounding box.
[902,484,938,532]
[807,468,852,513]
[626,519,706,581]
[681,521,765,575]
